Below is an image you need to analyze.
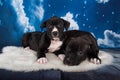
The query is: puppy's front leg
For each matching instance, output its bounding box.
[37,48,48,64]
[58,54,65,61]
[54,50,65,61]
[88,50,101,64]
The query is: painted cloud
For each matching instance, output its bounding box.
[97,30,120,48]
[96,0,109,4]
[33,0,44,21]
[11,0,35,32]
[61,12,79,30]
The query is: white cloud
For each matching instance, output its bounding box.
[96,0,109,4]
[97,30,120,48]
[61,12,79,30]
[34,6,44,21]
[11,0,35,32]
[34,0,44,21]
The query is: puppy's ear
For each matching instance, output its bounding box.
[40,20,47,31]
[62,19,70,31]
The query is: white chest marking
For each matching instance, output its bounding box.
[48,40,63,52]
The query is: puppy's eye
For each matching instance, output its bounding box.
[48,26,52,29]
[78,51,82,55]
[57,25,61,28]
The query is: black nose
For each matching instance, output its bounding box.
[63,58,73,66]
[63,58,80,66]
[52,31,58,36]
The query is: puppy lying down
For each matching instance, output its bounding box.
[22,16,70,63]
[56,30,101,66]
[64,37,100,66]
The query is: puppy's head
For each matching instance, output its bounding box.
[63,37,91,66]
[40,16,70,40]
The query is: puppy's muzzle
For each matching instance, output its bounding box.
[52,31,59,37]
[63,58,73,66]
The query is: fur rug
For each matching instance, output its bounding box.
[0,46,113,72]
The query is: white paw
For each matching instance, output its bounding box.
[90,58,101,64]
[25,47,30,50]
[37,57,48,64]
[58,54,65,61]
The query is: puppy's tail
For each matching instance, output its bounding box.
[22,33,31,48]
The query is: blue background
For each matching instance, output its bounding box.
[0,0,120,50]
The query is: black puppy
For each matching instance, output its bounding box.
[57,30,101,66]
[22,16,70,63]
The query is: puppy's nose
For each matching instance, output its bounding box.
[63,58,72,65]
[52,31,58,36]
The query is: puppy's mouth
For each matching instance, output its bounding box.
[52,38,60,41]
[63,57,82,66]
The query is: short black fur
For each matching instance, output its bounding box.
[55,30,101,66]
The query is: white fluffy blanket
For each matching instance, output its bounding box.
[0,46,113,72]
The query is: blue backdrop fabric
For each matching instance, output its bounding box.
[0,0,120,50]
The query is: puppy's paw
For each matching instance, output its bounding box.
[24,47,30,50]
[90,58,101,64]
[37,57,48,64]
[58,54,65,61]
